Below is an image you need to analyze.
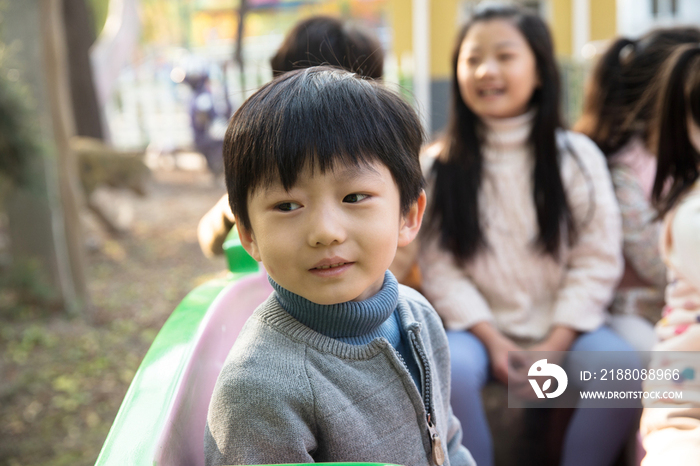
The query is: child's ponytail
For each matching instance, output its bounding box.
[652,44,700,217]
[576,28,700,157]
[575,37,636,155]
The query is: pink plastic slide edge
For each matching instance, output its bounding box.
[154,270,273,466]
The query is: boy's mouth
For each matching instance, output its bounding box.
[309,257,354,274]
[312,262,351,270]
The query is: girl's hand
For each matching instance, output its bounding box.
[656,303,700,341]
[529,326,578,353]
[471,322,526,384]
[491,337,528,386]
[507,326,579,401]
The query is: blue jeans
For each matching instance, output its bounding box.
[448,326,641,466]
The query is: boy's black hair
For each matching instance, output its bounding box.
[575,27,700,156]
[425,3,573,265]
[652,44,700,217]
[224,66,424,232]
[270,16,383,79]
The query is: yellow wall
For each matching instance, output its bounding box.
[391,0,617,63]
[388,0,412,60]
[550,0,573,57]
[550,0,617,57]
[430,0,459,79]
[589,0,616,41]
[388,0,459,79]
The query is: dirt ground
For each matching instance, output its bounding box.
[0,167,228,466]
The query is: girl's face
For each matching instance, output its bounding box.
[457,19,539,119]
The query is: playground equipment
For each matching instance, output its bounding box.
[95,231,269,465]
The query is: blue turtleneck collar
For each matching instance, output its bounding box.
[269,270,399,340]
[269,271,421,389]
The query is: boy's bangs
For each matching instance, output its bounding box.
[226,67,424,230]
[244,69,417,193]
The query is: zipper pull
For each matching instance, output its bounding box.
[427,415,445,466]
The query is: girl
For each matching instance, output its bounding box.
[418,5,639,466]
[640,44,700,466]
[575,28,700,350]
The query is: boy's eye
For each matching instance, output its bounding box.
[276,201,301,212]
[343,193,369,203]
[467,56,480,66]
[498,53,514,61]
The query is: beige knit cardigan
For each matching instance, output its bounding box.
[418,112,623,341]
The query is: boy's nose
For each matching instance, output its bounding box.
[307,206,347,247]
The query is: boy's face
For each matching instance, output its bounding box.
[237,161,425,305]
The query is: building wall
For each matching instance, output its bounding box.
[551,0,574,56]
[590,0,617,41]
[618,0,700,37]
[549,0,616,57]
[388,0,623,135]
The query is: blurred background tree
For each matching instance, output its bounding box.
[0,0,87,316]
[0,67,34,192]
[63,0,105,140]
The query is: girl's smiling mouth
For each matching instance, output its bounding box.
[478,88,505,97]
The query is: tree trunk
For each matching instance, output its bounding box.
[63,0,104,139]
[2,0,87,315]
[234,0,248,91]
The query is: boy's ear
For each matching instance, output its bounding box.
[235,218,262,262]
[397,189,427,248]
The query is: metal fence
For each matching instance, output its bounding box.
[104,51,592,151]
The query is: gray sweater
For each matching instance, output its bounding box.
[271,271,422,389]
[204,284,475,466]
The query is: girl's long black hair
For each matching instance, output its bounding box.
[425,4,573,265]
[652,44,700,217]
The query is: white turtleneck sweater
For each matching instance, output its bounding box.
[418,112,623,341]
[639,181,700,466]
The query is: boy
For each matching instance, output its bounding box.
[197,15,383,257]
[204,67,475,466]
